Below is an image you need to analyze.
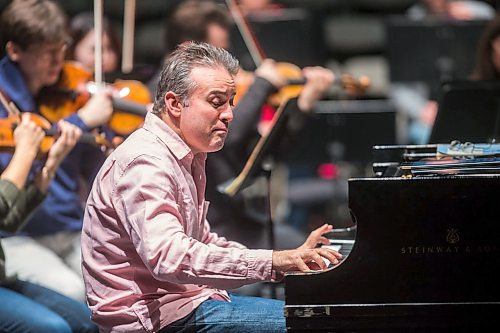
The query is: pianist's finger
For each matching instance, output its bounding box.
[306,261,323,271]
[300,224,333,249]
[307,251,328,270]
[319,248,342,265]
[312,223,333,237]
[316,236,330,246]
[292,254,312,272]
[300,248,340,271]
[292,250,324,272]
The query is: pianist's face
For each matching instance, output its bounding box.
[176,66,235,154]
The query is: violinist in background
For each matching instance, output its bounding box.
[66,11,125,191]
[391,0,495,145]
[66,11,151,147]
[0,0,113,302]
[0,114,98,333]
[407,0,494,21]
[67,11,120,75]
[471,15,500,81]
[159,1,334,263]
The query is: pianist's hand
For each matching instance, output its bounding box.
[298,223,333,251]
[272,247,342,273]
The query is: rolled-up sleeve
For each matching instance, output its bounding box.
[113,155,273,290]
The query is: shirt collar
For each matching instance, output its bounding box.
[0,56,36,112]
[143,111,207,163]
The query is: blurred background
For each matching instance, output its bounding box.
[1,0,498,232]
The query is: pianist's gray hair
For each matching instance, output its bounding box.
[152,41,239,115]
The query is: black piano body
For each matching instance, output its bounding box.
[285,175,500,332]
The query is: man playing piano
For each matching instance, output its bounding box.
[81,42,341,332]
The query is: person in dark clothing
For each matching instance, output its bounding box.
[472,15,500,81]
[206,63,334,249]
[155,0,334,251]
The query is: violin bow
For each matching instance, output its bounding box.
[225,0,265,68]
[93,0,103,88]
[122,0,136,73]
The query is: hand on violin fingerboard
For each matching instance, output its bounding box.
[14,113,46,160]
[340,74,371,97]
[255,59,288,89]
[0,113,46,190]
[77,89,113,129]
[297,67,335,113]
[35,120,82,193]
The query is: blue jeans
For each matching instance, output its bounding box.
[0,279,97,333]
[160,294,286,333]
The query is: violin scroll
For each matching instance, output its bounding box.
[339,73,371,96]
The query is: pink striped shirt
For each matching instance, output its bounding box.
[81,112,274,332]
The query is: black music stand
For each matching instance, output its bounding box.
[386,16,487,98]
[430,80,500,143]
[313,101,397,166]
[229,8,323,71]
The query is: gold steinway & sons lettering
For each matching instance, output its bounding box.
[401,245,498,255]
[401,228,498,255]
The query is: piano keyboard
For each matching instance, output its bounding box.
[322,238,355,267]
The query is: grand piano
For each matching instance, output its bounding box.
[284,145,500,332]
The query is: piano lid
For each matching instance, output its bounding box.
[285,176,500,306]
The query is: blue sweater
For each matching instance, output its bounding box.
[0,56,105,236]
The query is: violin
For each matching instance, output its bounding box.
[0,89,112,155]
[37,61,150,136]
[0,113,55,154]
[226,0,371,106]
[0,113,111,154]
